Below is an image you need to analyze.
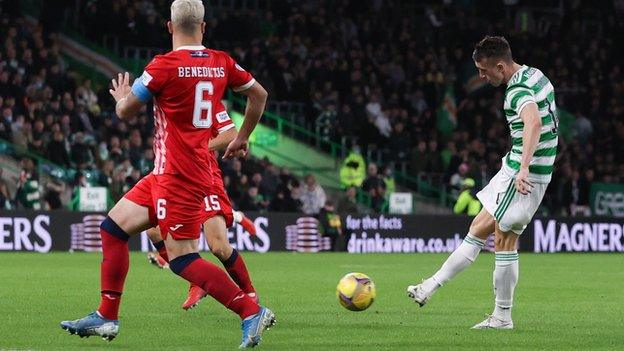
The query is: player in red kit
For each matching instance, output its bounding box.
[60,0,275,348]
[146,120,260,310]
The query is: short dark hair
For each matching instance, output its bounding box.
[472,36,512,63]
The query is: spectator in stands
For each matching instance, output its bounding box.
[339,146,366,189]
[449,163,470,196]
[300,174,326,215]
[260,164,281,199]
[1,107,14,140]
[107,135,125,164]
[109,168,127,202]
[0,168,11,209]
[44,177,65,210]
[29,119,46,154]
[277,167,297,189]
[15,157,41,210]
[382,167,396,195]
[1,2,621,216]
[388,122,410,162]
[250,172,263,191]
[126,169,142,189]
[362,163,387,213]
[362,163,385,194]
[70,132,93,169]
[370,185,388,213]
[426,139,444,176]
[47,130,71,167]
[75,79,100,115]
[563,169,592,217]
[316,103,338,142]
[318,200,343,251]
[453,178,481,216]
[238,186,268,212]
[337,186,359,215]
[11,114,29,151]
[269,184,301,213]
[127,129,143,169]
[137,148,154,175]
[97,159,115,187]
[409,140,428,177]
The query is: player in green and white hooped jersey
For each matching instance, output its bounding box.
[407,36,557,329]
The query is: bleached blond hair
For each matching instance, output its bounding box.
[170,0,205,34]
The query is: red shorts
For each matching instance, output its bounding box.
[124,173,233,240]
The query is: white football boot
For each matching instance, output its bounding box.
[471,314,514,329]
[406,282,433,307]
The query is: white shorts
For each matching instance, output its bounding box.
[476,168,549,235]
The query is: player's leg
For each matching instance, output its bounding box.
[183,215,257,310]
[207,189,258,297]
[102,200,152,299]
[99,198,153,317]
[407,207,494,306]
[60,197,153,340]
[471,179,550,329]
[472,224,518,329]
[146,226,170,268]
[164,226,275,348]
[233,210,257,235]
[205,215,257,298]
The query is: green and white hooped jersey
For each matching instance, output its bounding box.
[502,65,558,183]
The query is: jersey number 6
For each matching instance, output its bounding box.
[193,81,214,128]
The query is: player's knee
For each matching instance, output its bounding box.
[493,235,503,249]
[209,242,230,260]
[100,216,130,241]
[469,222,489,240]
[469,214,493,240]
[494,231,518,251]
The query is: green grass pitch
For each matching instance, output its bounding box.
[1,252,622,350]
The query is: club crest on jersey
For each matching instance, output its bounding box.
[216,111,231,123]
[190,51,209,57]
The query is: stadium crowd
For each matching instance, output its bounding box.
[0,13,329,214]
[2,1,624,217]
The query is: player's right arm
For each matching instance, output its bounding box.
[109,72,144,119]
[112,57,169,119]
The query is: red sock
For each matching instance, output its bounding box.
[152,240,169,262]
[223,250,255,294]
[176,255,260,319]
[157,245,169,262]
[99,292,121,320]
[97,228,129,320]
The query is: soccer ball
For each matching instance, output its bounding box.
[336,272,376,311]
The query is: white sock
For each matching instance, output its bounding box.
[423,234,485,293]
[232,210,243,224]
[492,251,519,322]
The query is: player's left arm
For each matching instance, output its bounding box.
[223,81,268,159]
[222,55,268,159]
[516,101,542,195]
[209,128,237,151]
[109,72,145,119]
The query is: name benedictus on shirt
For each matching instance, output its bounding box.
[177,66,225,78]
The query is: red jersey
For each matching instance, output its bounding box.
[138,46,254,186]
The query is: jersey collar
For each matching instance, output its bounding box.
[507,64,528,87]
[175,45,206,51]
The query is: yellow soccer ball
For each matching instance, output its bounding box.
[336,272,376,311]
